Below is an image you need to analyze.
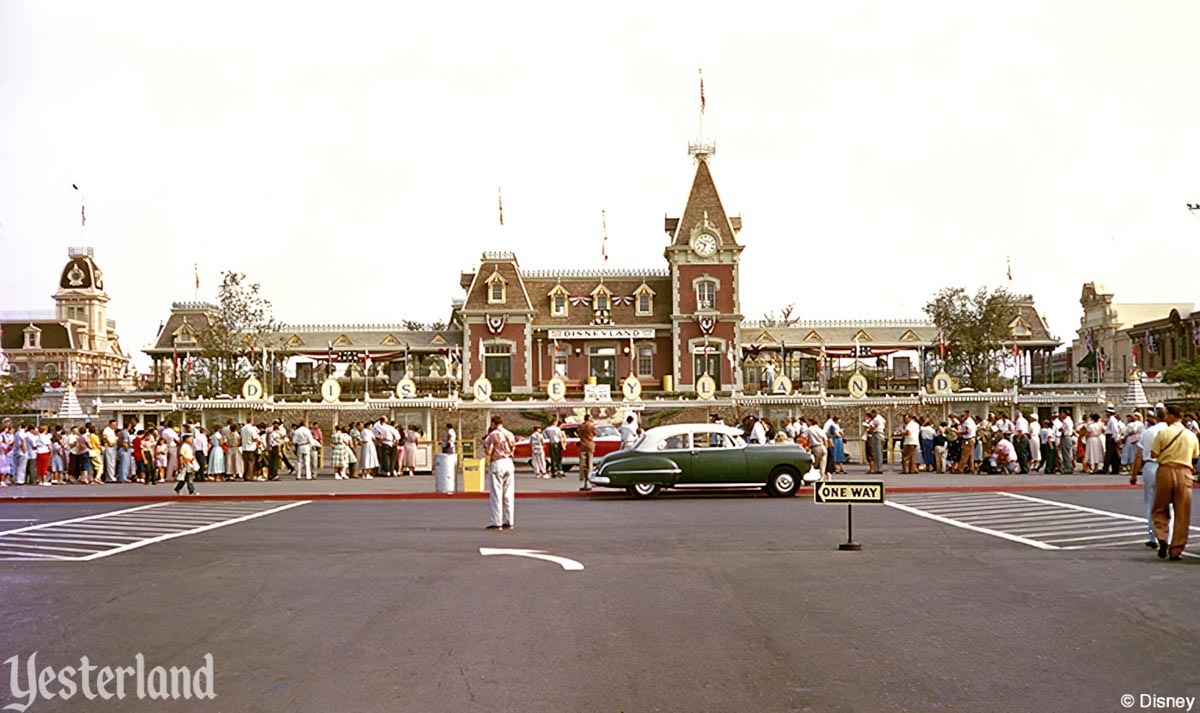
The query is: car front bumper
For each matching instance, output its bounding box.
[587,471,610,485]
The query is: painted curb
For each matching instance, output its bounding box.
[0,482,1156,504]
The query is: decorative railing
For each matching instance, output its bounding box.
[521,268,669,279]
[741,318,935,329]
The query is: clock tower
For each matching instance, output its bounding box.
[664,143,744,392]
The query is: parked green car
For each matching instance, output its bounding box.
[588,424,818,498]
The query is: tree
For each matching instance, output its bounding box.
[0,375,45,414]
[1163,357,1200,398]
[761,303,798,327]
[923,287,1020,391]
[193,272,280,397]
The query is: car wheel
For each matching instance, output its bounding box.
[626,483,661,499]
[563,464,574,473]
[766,466,800,497]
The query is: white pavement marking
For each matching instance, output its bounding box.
[884,500,1058,550]
[0,503,170,537]
[887,492,1200,558]
[0,501,310,562]
[479,547,585,571]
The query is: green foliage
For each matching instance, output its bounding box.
[0,376,46,414]
[193,271,280,397]
[923,287,1020,391]
[1163,358,1200,397]
[643,408,683,429]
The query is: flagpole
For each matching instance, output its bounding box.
[601,209,608,275]
[698,68,704,142]
[72,183,85,244]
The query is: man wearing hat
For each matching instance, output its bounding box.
[1132,406,1166,549]
[1103,405,1122,475]
[266,420,284,481]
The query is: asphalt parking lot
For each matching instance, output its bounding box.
[2,491,1197,712]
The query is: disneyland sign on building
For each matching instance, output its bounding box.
[546,329,655,340]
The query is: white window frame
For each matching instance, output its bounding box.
[696,280,717,311]
[485,272,508,305]
[637,346,654,377]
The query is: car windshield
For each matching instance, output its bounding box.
[630,434,647,450]
[596,425,618,437]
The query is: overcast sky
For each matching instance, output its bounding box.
[3,1,1199,368]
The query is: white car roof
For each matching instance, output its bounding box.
[638,423,744,450]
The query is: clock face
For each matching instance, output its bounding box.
[692,233,718,257]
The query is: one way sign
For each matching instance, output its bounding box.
[813,480,886,504]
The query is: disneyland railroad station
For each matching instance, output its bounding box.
[2,144,1184,458]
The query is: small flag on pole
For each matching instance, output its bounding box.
[73,184,85,227]
[194,264,200,291]
[939,331,946,359]
[699,68,705,114]
[498,186,504,226]
[1007,256,1012,282]
[478,337,485,366]
[601,210,608,264]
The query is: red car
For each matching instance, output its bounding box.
[513,422,621,471]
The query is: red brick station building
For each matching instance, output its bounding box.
[459,148,747,396]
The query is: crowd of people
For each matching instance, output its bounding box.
[701,404,1200,481]
[0,416,442,493]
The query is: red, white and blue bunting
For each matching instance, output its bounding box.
[486,314,508,334]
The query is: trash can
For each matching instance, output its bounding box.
[662,375,674,392]
[462,457,485,493]
[434,453,456,494]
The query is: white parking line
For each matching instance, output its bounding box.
[0,501,310,562]
[0,503,169,537]
[887,492,1200,557]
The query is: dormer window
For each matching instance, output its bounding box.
[548,285,569,317]
[485,271,508,305]
[591,284,613,311]
[633,283,656,316]
[23,325,42,349]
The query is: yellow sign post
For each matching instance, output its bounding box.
[320,378,341,403]
[395,377,417,399]
[621,375,642,401]
[547,376,567,402]
[242,377,264,401]
[848,373,868,399]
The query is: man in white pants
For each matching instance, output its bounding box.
[292,422,314,480]
[483,415,517,531]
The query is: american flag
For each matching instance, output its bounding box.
[601,209,608,264]
[699,68,705,114]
